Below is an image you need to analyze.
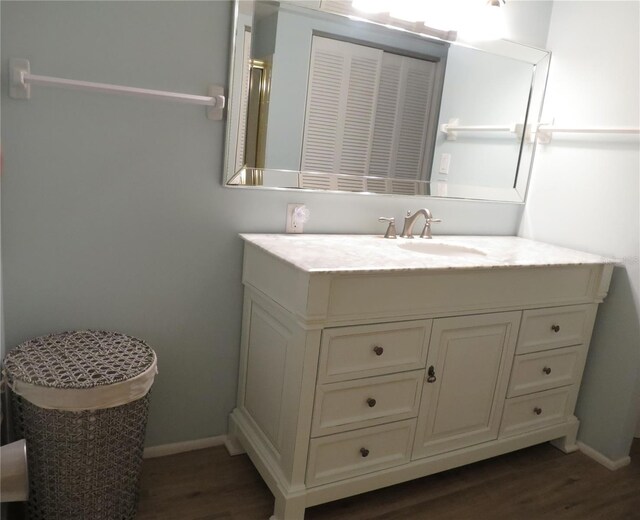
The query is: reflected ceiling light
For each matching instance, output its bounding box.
[351,0,389,14]
[350,0,507,41]
[388,0,429,22]
[421,0,466,31]
[457,0,506,41]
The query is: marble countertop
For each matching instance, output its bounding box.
[240,234,615,274]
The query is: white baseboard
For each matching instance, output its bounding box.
[143,435,227,459]
[577,441,631,471]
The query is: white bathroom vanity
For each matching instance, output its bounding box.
[227,234,614,520]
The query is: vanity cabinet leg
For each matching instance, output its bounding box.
[550,420,579,453]
[270,494,306,520]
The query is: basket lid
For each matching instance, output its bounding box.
[3,330,156,390]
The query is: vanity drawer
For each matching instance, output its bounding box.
[500,388,571,438]
[517,304,596,354]
[318,320,431,383]
[311,371,423,437]
[508,345,584,397]
[306,420,415,487]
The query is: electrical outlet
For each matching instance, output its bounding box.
[436,180,448,197]
[439,153,451,174]
[286,203,309,233]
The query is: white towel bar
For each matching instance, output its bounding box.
[536,124,640,143]
[9,58,225,121]
[440,119,526,141]
[441,118,640,144]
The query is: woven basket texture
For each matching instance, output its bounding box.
[4,330,155,389]
[5,331,155,520]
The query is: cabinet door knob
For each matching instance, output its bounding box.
[373,345,384,356]
[533,407,543,415]
[551,324,560,333]
[360,447,370,457]
[427,365,437,383]
[366,398,377,408]
[542,366,552,375]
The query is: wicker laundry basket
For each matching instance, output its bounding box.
[3,330,157,520]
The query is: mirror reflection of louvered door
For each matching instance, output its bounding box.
[370,53,436,180]
[301,36,437,183]
[301,37,382,177]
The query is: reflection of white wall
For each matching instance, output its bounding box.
[252,9,277,58]
[520,1,640,460]
[502,0,553,48]
[433,46,533,188]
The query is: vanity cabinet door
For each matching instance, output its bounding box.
[413,312,520,459]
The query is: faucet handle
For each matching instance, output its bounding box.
[420,217,442,239]
[378,217,397,239]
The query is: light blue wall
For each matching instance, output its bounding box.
[6,1,635,461]
[0,6,8,517]
[1,1,524,446]
[520,1,640,459]
[6,1,633,461]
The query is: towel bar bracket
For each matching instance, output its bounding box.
[9,58,31,100]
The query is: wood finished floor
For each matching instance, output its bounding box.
[136,439,639,520]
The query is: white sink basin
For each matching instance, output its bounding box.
[397,241,487,257]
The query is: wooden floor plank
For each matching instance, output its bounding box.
[135,439,639,519]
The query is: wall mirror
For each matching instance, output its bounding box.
[223,0,550,203]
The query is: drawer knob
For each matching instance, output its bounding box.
[427,365,437,383]
[542,366,552,375]
[373,345,384,356]
[360,447,370,458]
[366,398,377,408]
[551,324,560,333]
[533,407,543,415]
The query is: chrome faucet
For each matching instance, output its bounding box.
[400,209,442,239]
